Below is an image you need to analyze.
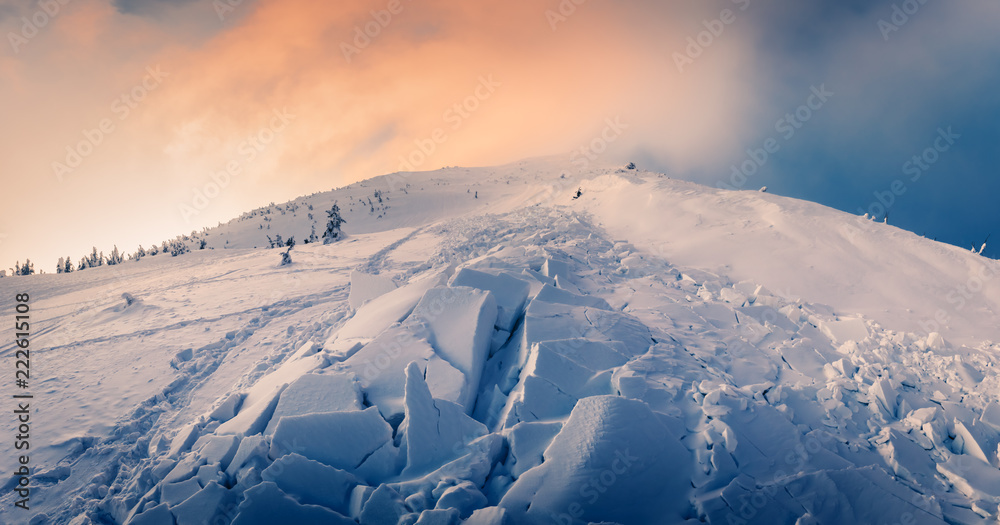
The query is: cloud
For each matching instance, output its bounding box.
[1,0,998,268]
[111,0,198,16]
[0,1,22,24]
[715,0,1000,254]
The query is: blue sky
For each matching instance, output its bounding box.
[642,0,1000,257]
[762,0,1000,257]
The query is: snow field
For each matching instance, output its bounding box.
[4,159,999,524]
[111,206,994,524]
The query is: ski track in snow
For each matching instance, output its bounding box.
[1,159,998,524]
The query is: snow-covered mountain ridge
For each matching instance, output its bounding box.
[2,158,998,524]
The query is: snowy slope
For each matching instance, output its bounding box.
[1,158,998,525]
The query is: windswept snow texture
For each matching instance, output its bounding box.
[3,158,1000,525]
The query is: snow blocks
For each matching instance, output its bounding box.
[500,396,692,524]
[521,298,651,357]
[348,269,398,310]
[325,269,448,358]
[263,372,363,435]
[270,407,398,484]
[499,339,627,427]
[232,482,355,525]
[409,286,498,412]
[399,362,488,477]
[450,268,530,332]
[338,323,467,421]
[261,453,361,516]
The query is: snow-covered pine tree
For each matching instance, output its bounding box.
[107,245,124,265]
[323,204,346,244]
[64,257,73,273]
[15,260,34,276]
[169,240,189,256]
[86,247,102,268]
[280,237,295,266]
[57,257,65,274]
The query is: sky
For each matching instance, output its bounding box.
[1,0,998,272]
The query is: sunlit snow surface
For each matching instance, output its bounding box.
[2,158,999,524]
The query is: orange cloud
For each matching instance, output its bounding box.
[1,0,763,268]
